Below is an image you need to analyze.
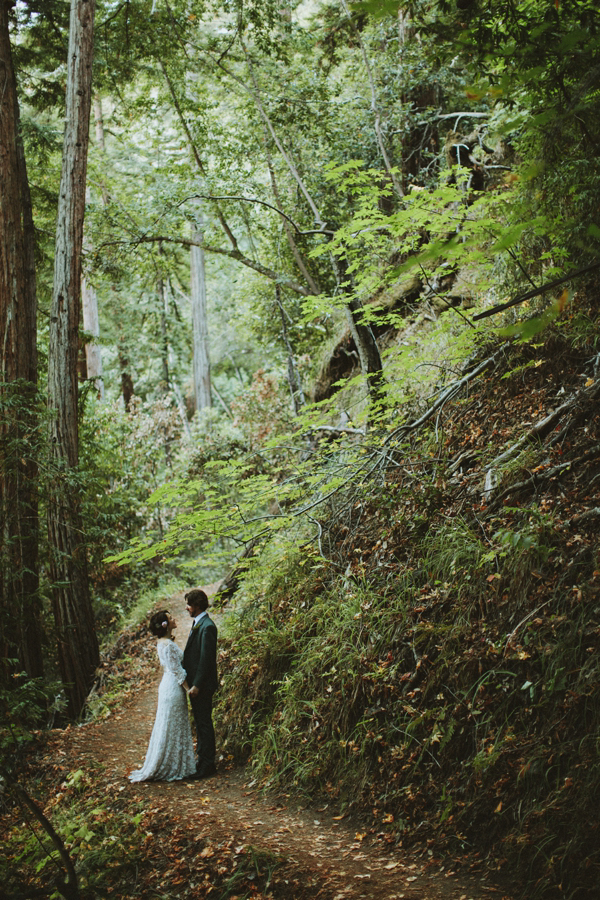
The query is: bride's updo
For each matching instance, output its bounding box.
[149,610,170,638]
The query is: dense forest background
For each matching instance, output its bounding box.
[2,0,600,897]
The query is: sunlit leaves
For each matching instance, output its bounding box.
[498,289,573,342]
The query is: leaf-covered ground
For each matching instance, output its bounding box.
[1,592,505,900]
[215,283,600,899]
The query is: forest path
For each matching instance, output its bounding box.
[68,589,510,900]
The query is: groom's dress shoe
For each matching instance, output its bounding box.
[182,765,217,782]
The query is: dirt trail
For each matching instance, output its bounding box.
[68,590,511,900]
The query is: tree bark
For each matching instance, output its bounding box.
[47,0,99,718]
[332,252,383,399]
[159,277,170,392]
[275,285,304,414]
[0,1,43,679]
[82,188,104,399]
[81,272,103,397]
[190,212,212,412]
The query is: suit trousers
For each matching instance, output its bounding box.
[190,691,215,772]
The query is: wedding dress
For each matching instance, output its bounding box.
[129,638,196,782]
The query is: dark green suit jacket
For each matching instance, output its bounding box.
[183,614,218,695]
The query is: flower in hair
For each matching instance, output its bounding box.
[162,620,168,628]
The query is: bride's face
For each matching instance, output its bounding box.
[167,614,177,633]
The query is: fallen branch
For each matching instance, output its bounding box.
[503,600,553,657]
[488,445,600,510]
[472,260,600,321]
[568,506,600,527]
[11,782,80,900]
[487,394,582,471]
[487,377,600,478]
[385,343,511,446]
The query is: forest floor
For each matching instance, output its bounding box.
[29,588,514,900]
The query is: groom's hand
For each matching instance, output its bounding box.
[189,686,199,698]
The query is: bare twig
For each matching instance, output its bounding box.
[419,264,475,328]
[12,782,80,899]
[100,234,311,297]
[385,343,511,446]
[488,447,600,510]
[307,514,325,558]
[503,601,552,657]
[310,425,366,436]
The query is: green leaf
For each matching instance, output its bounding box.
[587,224,600,242]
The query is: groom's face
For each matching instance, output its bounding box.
[186,601,201,618]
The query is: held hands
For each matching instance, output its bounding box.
[188,686,199,698]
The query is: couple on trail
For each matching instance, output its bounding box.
[129,589,218,783]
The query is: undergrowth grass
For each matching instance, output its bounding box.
[1,763,146,898]
[216,496,600,898]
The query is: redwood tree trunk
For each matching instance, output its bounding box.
[0,1,42,679]
[47,0,99,718]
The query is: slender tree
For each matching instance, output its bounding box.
[275,285,305,415]
[47,0,99,718]
[82,186,104,400]
[190,212,212,412]
[81,269,104,398]
[0,0,42,678]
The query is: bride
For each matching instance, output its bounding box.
[129,610,196,782]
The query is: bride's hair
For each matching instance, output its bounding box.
[149,610,170,638]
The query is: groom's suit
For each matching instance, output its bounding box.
[183,613,218,774]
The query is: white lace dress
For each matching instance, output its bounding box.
[129,638,196,782]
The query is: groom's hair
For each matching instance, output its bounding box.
[149,610,170,637]
[185,588,208,611]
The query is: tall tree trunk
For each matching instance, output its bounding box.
[159,277,170,392]
[81,271,103,398]
[275,285,304,414]
[190,213,211,412]
[0,2,42,679]
[47,0,99,719]
[119,344,135,409]
[82,189,103,399]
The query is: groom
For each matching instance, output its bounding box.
[183,588,218,779]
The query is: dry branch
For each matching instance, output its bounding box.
[385,343,511,447]
[568,507,600,527]
[488,445,600,510]
[472,260,600,321]
[12,782,80,899]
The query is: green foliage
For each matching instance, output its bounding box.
[498,289,573,341]
[215,447,600,895]
[0,672,63,775]
[79,395,182,565]
[2,765,146,898]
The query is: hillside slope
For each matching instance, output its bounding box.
[215,281,600,900]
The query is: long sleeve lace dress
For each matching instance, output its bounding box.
[129,638,196,782]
